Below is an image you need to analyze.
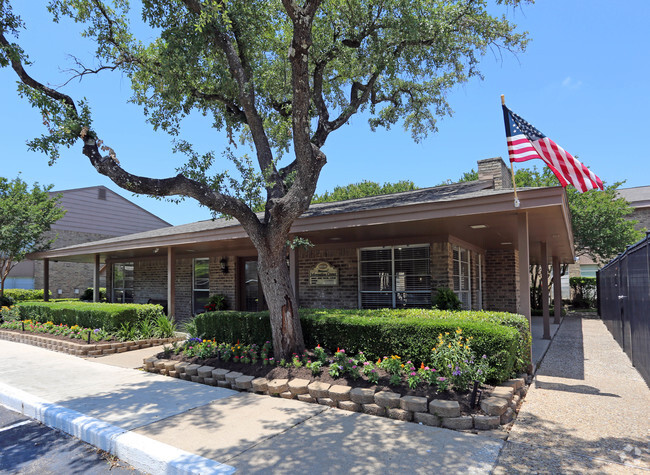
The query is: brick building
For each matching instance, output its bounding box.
[31,158,575,324]
[8,186,170,298]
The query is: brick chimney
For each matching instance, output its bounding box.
[477,157,512,190]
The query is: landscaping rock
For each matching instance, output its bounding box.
[280,391,295,400]
[163,361,177,371]
[328,385,351,401]
[429,400,460,418]
[142,356,158,369]
[387,408,412,422]
[251,378,269,393]
[174,362,189,373]
[481,396,508,416]
[490,386,515,400]
[500,407,515,425]
[502,378,525,391]
[374,391,401,409]
[191,376,200,383]
[362,404,386,417]
[235,375,255,390]
[185,364,201,376]
[350,388,375,405]
[267,378,289,395]
[338,401,361,412]
[154,360,167,370]
[180,373,192,381]
[308,381,331,398]
[212,368,229,381]
[288,378,310,395]
[474,415,500,430]
[297,394,316,404]
[203,378,216,386]
[400,396,428,413]
[197,366,215,378]
[168,370,178,378]
[217,380,230,388]
[413,412,440,427]
[318,398,337,407]
[442,416,474,430]
[225,371,243,386]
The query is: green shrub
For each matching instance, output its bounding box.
[79,287,107,302]
[0,295,14,307]
[193,311,272,345]
[194,307,530,383]
[15,302,165,332]
[432,287,461,310]
[2,289,51,302]
[570,276,597,308]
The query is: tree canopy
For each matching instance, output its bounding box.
[0,0,530,357]
[514,166,643,262]
[312,180,418,203]
[0,176,65,296]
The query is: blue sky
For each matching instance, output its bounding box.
[1,1,648,226]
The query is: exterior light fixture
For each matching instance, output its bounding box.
[470,224,488,229]
[220,258,228,273]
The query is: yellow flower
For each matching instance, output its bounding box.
[456,328,462,334]
[448,344,452,348]
[445,332,449,336]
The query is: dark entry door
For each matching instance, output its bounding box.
[240,258,266,311]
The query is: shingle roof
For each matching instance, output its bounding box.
[618,185,650,208]
[44,179,525,252]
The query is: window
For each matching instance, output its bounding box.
[452,245,471,309]
[359,245,430,309]
[113,263,134,303]
[3,277,34,290]
[193,258,210,314]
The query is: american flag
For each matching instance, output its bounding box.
[502,105,603,192]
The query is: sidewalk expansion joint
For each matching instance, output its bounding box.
[220,405,330,463]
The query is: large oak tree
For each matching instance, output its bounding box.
[0,0,529,358]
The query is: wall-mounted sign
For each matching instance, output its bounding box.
[309,261,339,286]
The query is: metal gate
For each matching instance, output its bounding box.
[598,232,650,387]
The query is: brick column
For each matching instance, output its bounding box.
[43,258,50,302]
[93,254,101,302]
[167,247,176,318]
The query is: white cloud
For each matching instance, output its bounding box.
[561,76,583,90]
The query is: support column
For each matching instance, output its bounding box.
[167,247,176,318]
[93,254,101,302]
[517,212,532,371]
[289,247,299,308]
[43,258,50,302]
[541,242,550,339]
[553,255,562,324]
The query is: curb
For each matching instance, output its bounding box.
[0,382,235,475]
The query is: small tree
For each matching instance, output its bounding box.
[312,180,419,204]
[0,176,66,296]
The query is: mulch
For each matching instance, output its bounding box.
[159,351,495,415]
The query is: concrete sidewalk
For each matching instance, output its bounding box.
[0,340,503,474]
[494,316,650,474]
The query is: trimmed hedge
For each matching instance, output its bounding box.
[2,289,51,302]
[16,302,165,332]
[193,308,530,382]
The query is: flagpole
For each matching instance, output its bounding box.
[502,94,520,208]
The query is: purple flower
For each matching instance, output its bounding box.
[410,372,417,376]
[424,366,430,371]
[93,328,100,333]
[363,361,370,366]
[438,377,446,381]
[371,369,376,373]
[447,364,452,369]
[482,354,487,359]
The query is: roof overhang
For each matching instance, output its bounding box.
[30,186,574,265]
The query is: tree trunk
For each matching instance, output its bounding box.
[256,244,304,360]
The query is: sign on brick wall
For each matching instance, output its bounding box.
[309,262,339,286]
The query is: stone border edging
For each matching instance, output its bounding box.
[145,357,528,434]
[0,381,236,475]
[0,330,181,357]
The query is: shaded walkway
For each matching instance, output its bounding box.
[494,316,650,473]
